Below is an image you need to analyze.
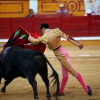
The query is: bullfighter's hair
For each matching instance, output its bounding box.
[40,23,49,29]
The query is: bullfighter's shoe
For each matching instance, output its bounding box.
[52,92,64,97]
[87,86,92,96]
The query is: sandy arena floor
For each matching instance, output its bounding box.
[0,45,100,100]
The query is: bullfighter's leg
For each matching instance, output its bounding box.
[1,77,14,93]
[39,67,51,99]
[54,47,92,96]
[57,51,73,95]
[27,75,38,100]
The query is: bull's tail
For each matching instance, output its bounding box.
[0,71,2,84]
[0,68,3,85]
[43,54,60,93]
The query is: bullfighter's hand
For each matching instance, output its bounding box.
[66,35,69,39]
[79,44,83,49]
[28,35,33,41]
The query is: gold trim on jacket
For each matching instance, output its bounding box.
[28,28,69,50]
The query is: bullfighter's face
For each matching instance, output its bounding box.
[41,27,46,34]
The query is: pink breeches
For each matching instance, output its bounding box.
[58,47,74,77]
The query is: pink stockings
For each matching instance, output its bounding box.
[76,73,88,93]
[58,73,88,94]
[58,76,68,94]
[58,47,88,94]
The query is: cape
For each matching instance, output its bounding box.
[3,27,46,53]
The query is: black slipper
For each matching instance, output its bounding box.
[87,86,92,96]
[52,93,64,97]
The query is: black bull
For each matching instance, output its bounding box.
[0,46,60,100]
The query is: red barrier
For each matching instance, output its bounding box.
[0,14,100,39]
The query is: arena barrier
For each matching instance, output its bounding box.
[0,14,100,45]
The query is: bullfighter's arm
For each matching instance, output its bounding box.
[28,35,40,45]
[58,28,83,49]
[28,35,48,45]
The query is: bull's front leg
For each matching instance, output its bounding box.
[1,78,14,93]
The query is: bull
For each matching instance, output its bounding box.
[0,46,59,100]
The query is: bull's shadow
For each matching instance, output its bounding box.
[0,46,60,100]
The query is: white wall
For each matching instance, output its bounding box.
[84,0,100,15]
[29,0,38,13]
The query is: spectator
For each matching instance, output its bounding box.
[26,9,35,17]
[84,9,92,16]
[56,4,67,14]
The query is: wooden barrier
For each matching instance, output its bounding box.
[0,14,100,39]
